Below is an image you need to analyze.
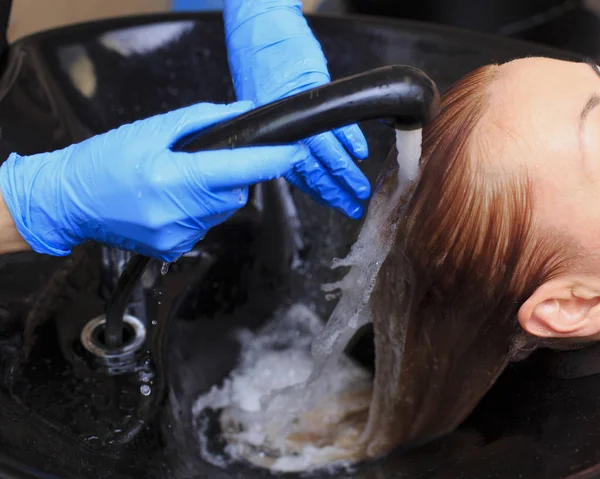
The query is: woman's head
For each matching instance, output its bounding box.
[406,57,600,343]
[490,57,600,339]
[361,57,600,457]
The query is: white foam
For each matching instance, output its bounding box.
[192,303,372,473]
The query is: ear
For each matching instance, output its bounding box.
[518,278,600,339]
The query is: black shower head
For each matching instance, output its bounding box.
[103,64,441,352]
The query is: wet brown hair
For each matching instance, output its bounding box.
[361,65,581,457]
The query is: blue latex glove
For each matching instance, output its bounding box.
[0,101,311,261]
[223,0,371,219]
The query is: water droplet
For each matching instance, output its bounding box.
[137,191,142,199]
[161,262,170,275]
[140,385,151,396]
[151,320,157,326]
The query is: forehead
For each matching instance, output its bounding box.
[484,57,600,253]
[496,57,595,99]
[482,58,600,170]
[491,58,596,135]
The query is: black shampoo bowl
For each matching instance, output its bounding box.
[0,8,597,479]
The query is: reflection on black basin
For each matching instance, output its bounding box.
[0,10,597,479]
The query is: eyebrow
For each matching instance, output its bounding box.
[576,61,600,167]
[581,60,600,131]
[579,94,600,132]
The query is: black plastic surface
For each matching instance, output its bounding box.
[175,64,439,150]
[343,0,600,61]
[348,0,572,32]
[0,10,595,479]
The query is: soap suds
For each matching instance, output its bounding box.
[192,303,372,473]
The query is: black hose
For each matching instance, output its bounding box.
[173,64,439,151]
[104,255,150,349]
[103,64,440,349]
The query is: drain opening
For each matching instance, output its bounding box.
[80,314,147,374]
[92,322,135,349]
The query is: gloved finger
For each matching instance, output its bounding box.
[150,189,248,262]
[162,101,255,145]
[333,124,369,160]
[169,205,243,258]
[178,144,312,191]
[284,170,361,218]
[287,158,364,219]
[202,189,249,229]
[304,132,371,201]
[283,169,328,207]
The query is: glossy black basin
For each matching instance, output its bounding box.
[341,0,600,61]
[0,10,597,479]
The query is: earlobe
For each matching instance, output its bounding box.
[518,280,600,339]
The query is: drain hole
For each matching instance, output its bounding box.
[93,322,135,348]
[80,314,147,368]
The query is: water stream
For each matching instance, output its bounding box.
[192,129,423,473]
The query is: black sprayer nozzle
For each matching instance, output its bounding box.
[103,64,440,349]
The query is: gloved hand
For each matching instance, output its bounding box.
[223,0,371,219]
[0,101,311,261]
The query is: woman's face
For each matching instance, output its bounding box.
[489,57,600,339]
[488,58,600,260]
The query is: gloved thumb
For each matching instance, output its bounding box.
[177,144,312,191]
